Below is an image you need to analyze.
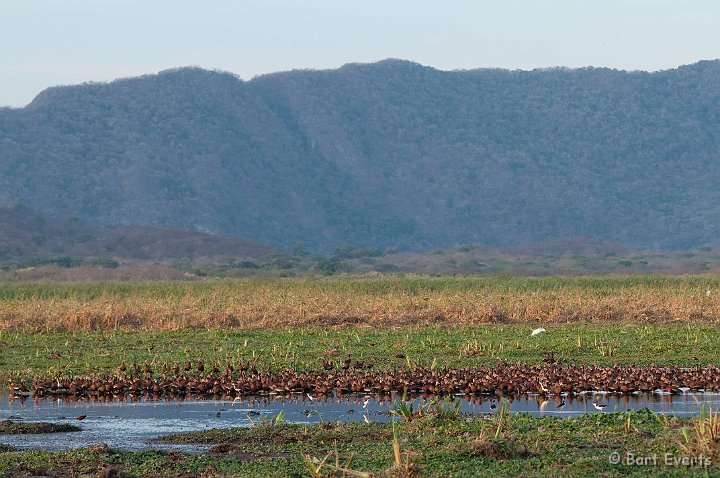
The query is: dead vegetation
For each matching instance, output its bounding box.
[0,277,719,332]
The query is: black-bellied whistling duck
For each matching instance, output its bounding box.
[13,362,720,402]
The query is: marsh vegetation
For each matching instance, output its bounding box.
[2,276,720,476]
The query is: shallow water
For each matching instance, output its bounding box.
[2,391,720,452]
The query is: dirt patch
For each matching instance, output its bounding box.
[208,444,290,460]
[88,443,116,455]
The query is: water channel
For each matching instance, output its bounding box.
[2,391,719,452]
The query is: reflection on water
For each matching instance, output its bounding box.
[2,391,720,452]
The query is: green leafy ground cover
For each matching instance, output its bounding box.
[1,324,719,383]
[1,410,718,477]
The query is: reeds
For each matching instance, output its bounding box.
[680,404,720,463]
[390,421,419,478]
[1,276,719,332]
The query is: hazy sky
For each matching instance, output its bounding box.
[1,0,719,107]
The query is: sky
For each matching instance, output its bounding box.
[1,0,719,107]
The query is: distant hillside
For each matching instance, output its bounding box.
[0,204,274,265]
[2,60,720,251]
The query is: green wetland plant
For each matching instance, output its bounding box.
[428,396,462,420]
[391,391,462,422]
[392,390,425,422]
[246,410,285,428]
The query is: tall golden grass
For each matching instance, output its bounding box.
[0,276,718,332]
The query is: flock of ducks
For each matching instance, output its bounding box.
[8,360,720,399]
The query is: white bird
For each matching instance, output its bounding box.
[306,393,315,402]
[362,397,370,409]
[592,401,607,411]
[531,327,546,337]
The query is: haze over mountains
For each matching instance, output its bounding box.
[2,59,720,253]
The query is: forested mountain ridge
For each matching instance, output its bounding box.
[2,59,720,251]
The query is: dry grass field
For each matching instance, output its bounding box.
[1,275,719,332]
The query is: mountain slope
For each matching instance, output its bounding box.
[1,60,720,251]
[0,203,274,263]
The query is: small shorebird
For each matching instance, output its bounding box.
[592,401,607,411]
